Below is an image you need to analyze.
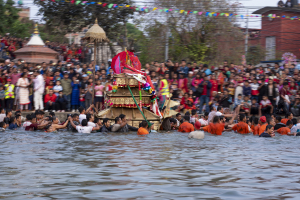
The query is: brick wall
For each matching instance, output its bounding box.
[260,10,300,59]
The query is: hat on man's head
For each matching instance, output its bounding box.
[7,79,11,82]
[82,74,88,78]
[195,120,201,130]
[260,116,266,123]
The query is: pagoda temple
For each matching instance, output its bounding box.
[14,24,58,64]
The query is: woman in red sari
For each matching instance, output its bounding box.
[210,74,218,97]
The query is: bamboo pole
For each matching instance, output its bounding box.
[92,42,97,103]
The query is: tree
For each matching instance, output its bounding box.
[0,0,25,36]
[134,0,244,65]
[33,0,135,42]
[246,45,266,65]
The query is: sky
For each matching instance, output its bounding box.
[21,0,277,29]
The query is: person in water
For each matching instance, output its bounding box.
[0,121,7,131]
[290,118,300,135]
[201,113,236,135]
[259,125,275,137]
[252,117,260,135]
[274,116,286,130]
[277,120,295,136]
[3,109,12,125]
[100,118,111,132]
[259,116,268,135]
[24,114,51,131]
[8,117,18,130]
[118,114,138,132]
[281,112,293,125]
[232,114,252,134]
[45,116,69,132]
[178,115,194,133]
[67,114,80,132]
[137,120,149,135]
[68,117,100,133]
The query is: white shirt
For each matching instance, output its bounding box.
[88,122,96,127]
[250,83,259,91]
[199,118,208,126]
[216,111,222,116]
[0,114,6,122]
[23,121,32,128]
[34,74,45,93]
[291,123,300,133]
[53,85,63,96]
[208,111,216,122]
[79,114,86,124]
[76,126,93,133]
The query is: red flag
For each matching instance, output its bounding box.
[102,3,107,7]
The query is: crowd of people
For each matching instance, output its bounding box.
[1,33,300,137]
[0,103,299,138]
[0,35,94,63]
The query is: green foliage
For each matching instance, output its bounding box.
[133,0,244,65]
[5,20,33,38]
[39,25,68,43]
[0,0,29,37]
[246,45,266,65]
[34,0,134,43]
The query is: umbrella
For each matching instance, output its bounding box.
[83,19,109,103]
[84,19,109,43]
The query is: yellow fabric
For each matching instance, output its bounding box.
[161,79,169,95]
[5,84,15,99]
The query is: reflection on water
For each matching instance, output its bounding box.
[1,130,300,199]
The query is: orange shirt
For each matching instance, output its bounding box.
[137,127,149,135]
[277,127,291,135]
[253,124,261,135]
[203,123,225,135]
[281,118,289,125]
[259,123,268,135]
[232,122,250,134]
[178,122,194,133]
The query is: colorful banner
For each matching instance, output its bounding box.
[39,0,300,20]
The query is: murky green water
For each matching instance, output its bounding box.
[1,130,300,199]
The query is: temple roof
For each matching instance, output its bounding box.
[14,23,58,64]
[27,34,45,46]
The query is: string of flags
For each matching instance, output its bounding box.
[40,0,300,20]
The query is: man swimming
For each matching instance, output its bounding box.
[45,116,69,132]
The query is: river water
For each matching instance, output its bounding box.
[1,130,300,199]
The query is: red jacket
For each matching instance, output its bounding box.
[44,94,57,103]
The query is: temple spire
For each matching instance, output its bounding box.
[33,23,39,35]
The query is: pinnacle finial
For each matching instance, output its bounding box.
[95,18,98,24]
[33,23,39,34]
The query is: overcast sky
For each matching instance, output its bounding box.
[24,0,278,29]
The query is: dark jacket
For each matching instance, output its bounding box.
[199,80,212,97]
[259,132,271,137]
[274,123,286,130]
[219,95,231,108]
[99,125,112,132]
[119,124,138,132]
[56,95,68,104]
[243,86,251,96]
